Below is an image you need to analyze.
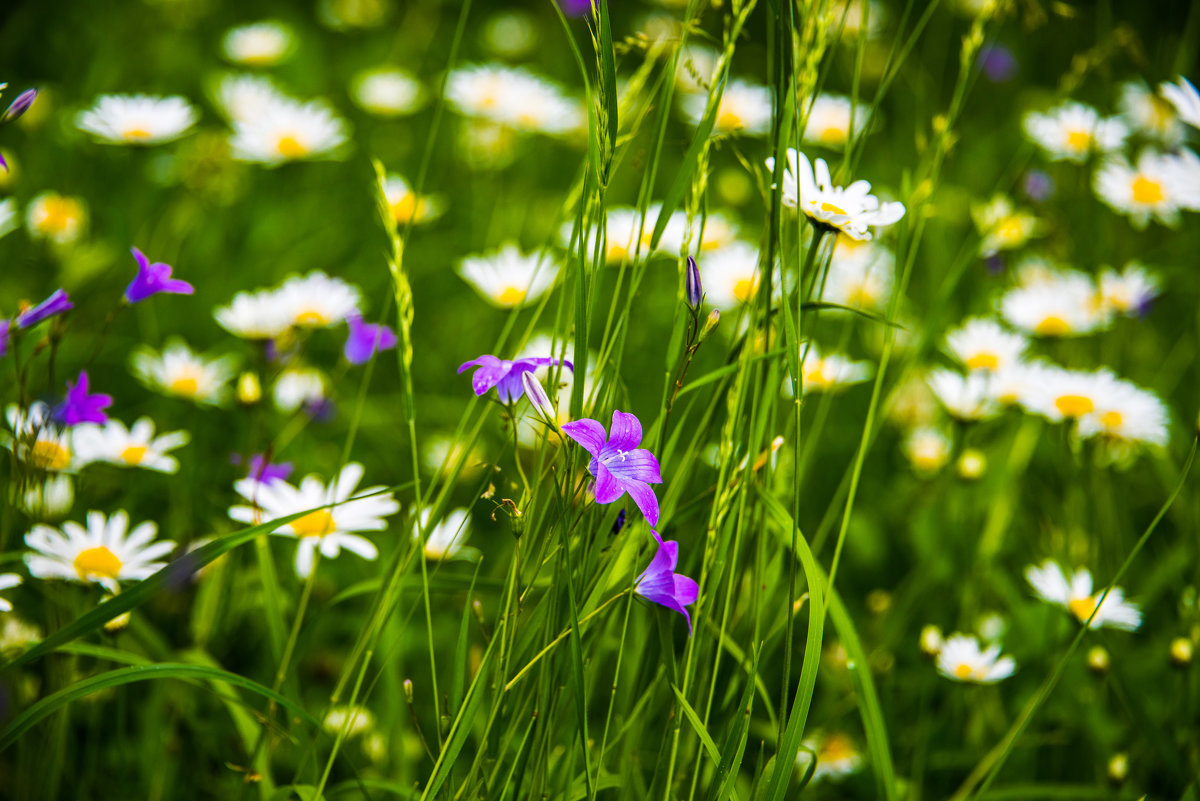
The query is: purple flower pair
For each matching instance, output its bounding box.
[458,353,572,404]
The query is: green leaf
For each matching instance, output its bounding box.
[703,648,759,801]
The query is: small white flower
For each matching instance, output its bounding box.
[351,67,425,117]
[214,288,293,340]
[277,271,362,328]
[445,64,583,136]
[1098,262,1160,317]
[25,192,86,244]
[414,508,478,561]
[323,705,376,737]
[998,269,1109,337]
[802,93,864,149]
[944,317,1028,372]
[382,173,444,226]
[927,369,1000,421]
[130,339,238,406]
[457,244,558,308]
[797,343,873,394]
[796,731,864,782]
[1025,560,1141,631]
[228,463,400,578]
[903,426,953,475]
[680,79,772,136]
[1018,366,1121,423]
[216,74,290,124]
[1074,378,1169,449]
[1160,76,1200,130]
[222,21,294,67]
[0,574,22,613]
[273,368,328,413]
[230,95,350,165]
[5,402,75,472]
[935,633,1016,683]
[72,417,189,473]
[971,195,1041,256]
[1094,150,1190,228]
[24,510,176,593]
[767,149,905,240]
[822,236,894,311]
[701,241,761,310]
[17,474,75,521]
[76,94,198,146]
[1118,81,1183,145]
[1023,101,1127,163]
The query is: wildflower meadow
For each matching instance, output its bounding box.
[3,0,1200,798]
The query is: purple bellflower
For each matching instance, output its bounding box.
[124,247,194,304]
[560,409,663,527]
[15,289,72,329]
[55,371,112,426]
[458,354,572,403]
[344,315,398,364]
[635,534,699,633]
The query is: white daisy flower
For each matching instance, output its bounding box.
[903,426,953,475]
[214,288,293,340]
[277,271,362,328]
[228,462,400,578]
[414,507,478,561]
[216,74,290,124]
[998,270,1109,337]
[796,731,864,782]
[654,207,740,256]
[230,95,350,165]
[222,21,294,67]
[1018,366,1121,423]
[5,402,76,472]
[351,67,425,117]
[0,574,21,613]
[130,339,237,406]
[701,241,761,310]
[935,633,1015,683]
[971,195,1041,256]
[1022,101,1127,163]
[1094,150,1189,228]
[944,317,1027,372]
[25,192,86,244]
[273,367,328,413]
[382,173,444,226]
[988,360,1051,407]
[1025,560,1141,631]
[1160,76,1200,130]
[17,474,75,521]
[1098,262,1160,317]
[822,236,894,311]
[1118,81,1183,145]
[445,64,583,136]
[76,94,198,146]
[801,93,864,149]
[798,343,873,394]
[767,149,905,240]
[1075,378,1169,449]
[71,417,189,473]
[680,79,772,137]
[24,510,176,593]
[927,369,1000,421]
[457,244,559,308]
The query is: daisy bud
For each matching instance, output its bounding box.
[237,371,262,405]
[1169,637,1194,667]
[956,448,987,480]
[520,371,556,424]
[1086,646,1110,674]
[1106,753,1128,785]
[685,255,703,309]
[403,679,414,703]
[699,308,720,341]
[919,624,944,656]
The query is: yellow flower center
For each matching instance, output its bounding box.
[276,135,309,159]
[390,194,416,224]
[733,277,757,303]
[290,509,336,538]
[39,197,81,235]
[1068,596,1096,622]
[606,242,630,263]
[1034,315,1071,336]
[847,285,875,308]
[1099,410,1123,429]
[716,104,744,131]
[30,440,71,471]
[819,200,848,216]
[120,445,148,465]
[953,662,975,680]
[122,127,154,141]
[74,546,123,582]
[804,363,830,389]
[1065,129,1091,152]
[996,217,1025,246]
[820,124,847,144]
[965,352,999,370]
[496,286,527,305]
[819,733,856,763]
[1130,175,1164,205]
[294,308,330,326]
[168,369,203,398]
[1055,394,1095,418]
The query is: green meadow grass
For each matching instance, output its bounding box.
[1,0,1199,799]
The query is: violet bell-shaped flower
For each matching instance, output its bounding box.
[561,409,663,526]
[685,255,703,308]
[635,534,699,633]
[458,353,572,403]
[15,289,73,329]
[344,315,398,364]
[124,247,194,304]
[55,371,112,426]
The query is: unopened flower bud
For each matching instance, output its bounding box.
[237,372,262,404]
[403,678,414,703]
[1169,637,1194,667]
[1107,752,1128,784]
[520,371,555,424]
[956,448,986,480]
[1,88,37,124]
[919,624,943,656]
[101,597,131,633]
[1086,646,1110,674]
[699,308,720,340]
[685,255,703,308]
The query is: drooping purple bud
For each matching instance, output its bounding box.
[15,289,73,329]
[521,370,556,421]
[124,247,194,304]
[2,89,37,124]
[685,256,703,308]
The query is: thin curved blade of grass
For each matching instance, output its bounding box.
[702,647,759,801]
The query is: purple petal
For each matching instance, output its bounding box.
[607,410,643,452]
[620,479,660,527]
[458,355,508,396]
[560,417,607,457]
[604,448,662,484]
[494,369,527,403]
[592,461,624,504]
[0,321,9,357]
[344,315,398,364]
[15,289,72,329]
[643,538,678,574]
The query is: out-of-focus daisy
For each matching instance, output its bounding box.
[822,236,894,311]
[656,208,740,255]
[323,705,376,737]
[903,426,952,475]
[230,96,350,165]
[701,241,761,310]
[935,633,1015,683]
[1018,366,1120,423]
[1098,262,1159,317]
[215,288,292,340]
[414,507,478,561]
[0,197,18,240]
[445,64,583,136]
[1074,378,1169,450]
[351,67,425,117]
[382,173,444,226]
[944,317,1027,372]
[1094,150,1188,228]
[927,369,1000,421]
[998,269,1109,337]
[76,94,198,146]
[1118,81,1183,145]
[273,367,328,413]
[216,74,289,124]
[17,474,75,521]
[797,343,873,394]
[1160,76,1200,130]
[25,192,86,244]
[767,149,905,240]
[801,93,863,149]
[72,418,189,473]
[0,574,21,613]
[971,195,1041,256]
[680,79,771,136]
[796,731,864,782]
[228,462,400,578]
[24,510,176,593]
[1023,101,1127,163]
[222,21,294,67]
[277,271,362,328]
[130,339,237,406]
[1025,560,1141,630]
[5,402,75,472]
[458,244,558,308]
